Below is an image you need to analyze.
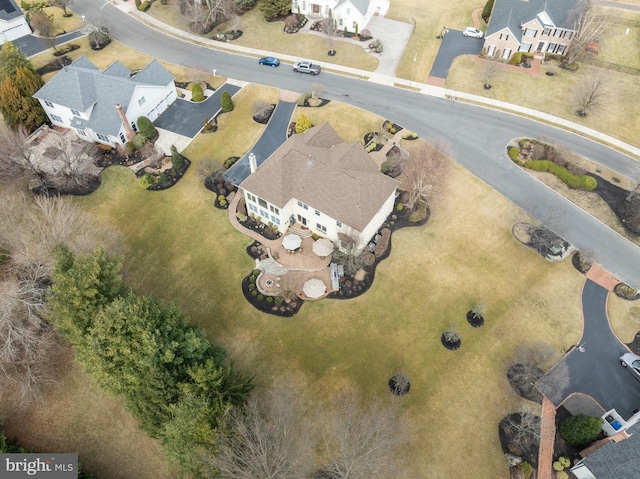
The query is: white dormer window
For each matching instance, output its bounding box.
[44,100,54,108]
[71,109,81,116]
[138,96,146,106]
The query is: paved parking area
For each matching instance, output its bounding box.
[429,29,484,79]
[154,83,241,138]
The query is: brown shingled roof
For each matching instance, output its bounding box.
[239,123,399,231]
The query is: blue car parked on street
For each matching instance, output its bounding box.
[258,56,280,67]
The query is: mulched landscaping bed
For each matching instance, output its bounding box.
[498,412,541,469]
[441,334,461,350]
[299,98,331,108]
[466,310,484,327]
[553,406,587,465]
[136,156,191,191]
[241,275,301,317]
[626,331,640,354]
[32,175,102,197]
[36,55,73,76]
[589,173,640,237]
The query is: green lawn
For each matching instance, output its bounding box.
[71,92,585,477]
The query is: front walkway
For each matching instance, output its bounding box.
[537,397,557,479]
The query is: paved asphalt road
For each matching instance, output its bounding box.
[538,280,640,417]
[224,100,297,185]
[429,29,484,78]
[71,0,640,289]
[154,83,241,137]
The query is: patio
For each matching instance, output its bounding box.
[228,191,338,301]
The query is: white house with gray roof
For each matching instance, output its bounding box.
[483,0,582,61]
[292,0,389,33]
[0,0,31,43]
[239,123,399,253]
[33,56,176,147]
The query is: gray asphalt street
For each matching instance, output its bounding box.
[70,0,640,289]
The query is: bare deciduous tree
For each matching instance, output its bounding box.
[203,382,313,479]
[401,140,450,211]
[323,8,337,55]
[28,8,55,37]
[334,227,366,275]
[320,391,405,479]
[49,0,73,16]
[575,72,608,117]
[482,56,502,89]
[0,125,42,183]
[310,82,325,101]
[565,0,614,65]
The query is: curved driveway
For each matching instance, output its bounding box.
[538,280,640,417]
[72,0,640,289]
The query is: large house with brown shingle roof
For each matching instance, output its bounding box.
[239,123,399,253]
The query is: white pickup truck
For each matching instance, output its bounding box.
[293,61,321,75]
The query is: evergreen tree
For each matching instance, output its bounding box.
[191,82,204,102]
[49,245,124,346]
[259,0,290,20]
[0,42,35,82]
[136,115,157,138]
[221,90,234,112]
[80,295,213,436]
[0,67,46,131]
[295,113,312,134]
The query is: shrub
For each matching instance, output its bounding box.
[381,159,392,174]
[395,203,404,211]
[140,173,155,189]
[266,296,273,303]
[518,461,533,479]
[218,194,226,202]
[249,275,256,283]
[138,1,150,11]
[365,142,377,153]
[170,145,184,171]
[557,472,568,479]
[158,172,168,184]
[257,294,264,302]
[508,146,522,163]
[297,92,311,106]
[135,0,141,7]
[559,415,602,447]
[553,461,564,471]
[191,83,204,102]
[482,0,494,22]
[559,456,570,468]
[524,160,597,191]
[132,133,147,150]
[251,290,257,296]
[402,130,418,140]
[137,116,156,138]
[124,141,135,156]
[295,113,312,134]
[221,91,234,112]
[219,199,227,207]
[274,298,282,305]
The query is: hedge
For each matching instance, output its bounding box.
[524,160,597,190]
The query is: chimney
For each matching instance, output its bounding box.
[116,103,136,141]
[248,153,257,173]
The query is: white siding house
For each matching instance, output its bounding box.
[33,56,176,147]
[239,123,399,253]
[292,0,389,33]
[0,0,31,43]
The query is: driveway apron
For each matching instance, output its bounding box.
[154,83,241,138]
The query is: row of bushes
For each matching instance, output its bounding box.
[508,146,597,191]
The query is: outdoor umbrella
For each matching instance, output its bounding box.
[282,233,302,250]
[312,238,334,257]
[302,278,326,299]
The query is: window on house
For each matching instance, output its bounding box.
[248,204,257,213]
[557,44,566,55]
[519,42,532,52]
[247,193,256,202]
[297,201,308,210]
[339,18,343,26]
[524,28,537,37]
[260,209,269,218]
[563,31,572,39]
[543,27,551,36]
[502,48,511,59]
[302,1,306,10]
[131,121,138,132]
[96,133,109,142]
[50,114,63,123]
[353,21,357,29]
[258,197,267,208]
[44,100,54,108]
[499,33,508,41]
[553,29,562,37]
[293,1,297,10]
[487,45,496,57]
[76,129,86,136]
[336,221,342,227]
[138,96,146,106]
[270,205,279,215]
[317,223,326,233]
[271,216,280,225]
[315,209,320,216]
[119,133,126,143]
[346,7,350,14]
[547,42,557,53]
[71,109,81,116]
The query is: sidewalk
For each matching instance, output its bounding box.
[111,0,640,161]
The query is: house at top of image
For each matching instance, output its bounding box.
[237,123,399,253]
[33,56,177,147]
[292,0,389,33]
[0,0,31,43]
[483,0,583,61]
